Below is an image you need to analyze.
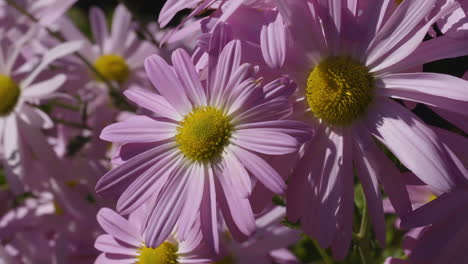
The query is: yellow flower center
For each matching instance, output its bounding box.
[395,0,404,5]
[137,242,179,264]
[176,106,233,163]
[306,56,375,126]
[94,54,130,83]
[0,74,20,116]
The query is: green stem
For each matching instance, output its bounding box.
[353,193,372,264]
[312,239,335,264]
[4,0,135,112]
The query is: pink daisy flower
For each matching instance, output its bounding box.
[59,4,156,87]
[95,207,214,264]
[269,0,468,259]
[96,39,311,251]
[0,27,81,193]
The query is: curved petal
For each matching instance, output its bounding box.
[222,149,252,198]
[109,4,132,54]
[90,7,109,51]
[200,165,220,253]
[94,235,137,256]
[123,88,182,121]
[22,74,66,99]
[100,115,176,144]
[261,14,286,69]
[230,145,285,194]
[144,54,192,115]
[144,163,192,248]
[378,73,468,116]
[171,49,207,106]
[95,142,176,196]
[97,208,142,246]
[232,129,299,155]
[18,105,53,129]
[367,98,456,193]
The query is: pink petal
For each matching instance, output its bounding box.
[178,163,205,241]
[109,4,132,54]
[355,123,412,218]
[200,166,220,253]
[144,54,192,115]
[116,152,182,215]
[100,116,176,144]
[95,142,176,196]
[231,145,286,194]
[216,164,255,237]
[232,129,299,155]
[367,98,456,193]
[171,49,207,106]
[261,14,286,69]
[123,88,182,121]
[94,234,137,256]
[22,74,66,99]
[378,73,468,116]
[353,125,387,245]
[223,149,252,198]
[90,7,109,51]
[97,208,142,246]
[366,0,438,67]
[144,164,192,248]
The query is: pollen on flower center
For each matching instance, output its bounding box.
[306,56,375,126]
[94,54,130,83]
[0,74,21,116]
[137,242,179,264]
[176,106,233,163]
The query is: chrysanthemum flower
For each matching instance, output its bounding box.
[0,27,81,193]
[95,208,214,264]
[60,4,155,87]
[270,0,468,258]
[96,40,311,251]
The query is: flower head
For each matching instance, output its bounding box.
[96,38,311,252]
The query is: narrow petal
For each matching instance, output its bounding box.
[144,163,192,248]
[97,208,142,246]
[378,73,468,116]
[123,88,182,121]
[369,2,459,72]
[200,166,220,253]
[231,145,286,194]
[22,74,66,100]
[366,0,438,67]
[94,235,137,256]
[144,54,192,115]
[18,105,53,129]
[261,14,286,69]
[95,142,176,196]
[116,151,182,215]
[367,98,456,193]
[216,165,256,237]
[232,129,299,155]
[21,41,82,88]
[353,125,387,245]
[178,163,205,241]
[355,123,412,218]
[90,7,109,50]
[171,49,207,106]
[100,115,176,144]
[109,4,132,54]
[223,149,252,198]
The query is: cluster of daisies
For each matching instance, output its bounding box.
[0,0,467,263]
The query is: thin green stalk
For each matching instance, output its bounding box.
[353,194,372,264]
[4,0,135,111]
[312,239,335,264]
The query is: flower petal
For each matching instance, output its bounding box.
[367,98,456,193]
[100,116,176,144]
[97,208,142,247]
[232,129,299,155]
[231,145,285,194]
[378,73,468,116]
[123,88,182,121]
